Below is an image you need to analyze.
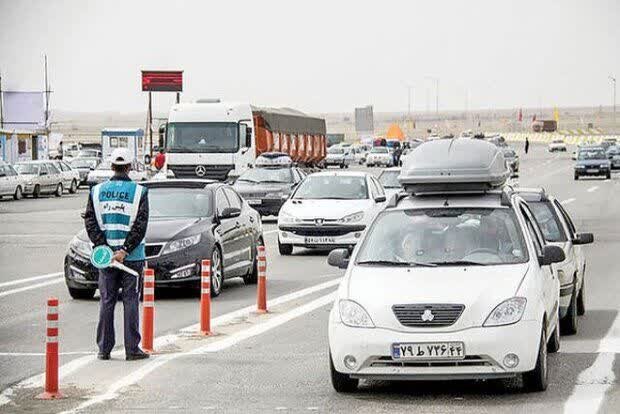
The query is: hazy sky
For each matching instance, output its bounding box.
[1,0,618,115]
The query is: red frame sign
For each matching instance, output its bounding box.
[141,70,183,92]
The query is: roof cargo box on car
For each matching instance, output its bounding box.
[398,138,510,194]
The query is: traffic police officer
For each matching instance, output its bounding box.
[84,148,150,361]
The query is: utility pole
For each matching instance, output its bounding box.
[610,75,616,126]
[44,54,50,131]
[0,72,3,129]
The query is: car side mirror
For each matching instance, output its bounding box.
[539,245,565,266]
[219,206,241,219]
[374,195,386,203]
[328,248,350,269]
[572,232,594,245]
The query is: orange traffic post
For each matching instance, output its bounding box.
[36,297,64,400]
[141,268,155,353]
[200,259,212,335]
[256,246,267,313]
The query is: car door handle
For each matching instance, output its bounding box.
[235,222,240,228]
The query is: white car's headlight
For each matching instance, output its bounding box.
[483,297,527,327]
[339,300,375,328]
[162,234,201,255]
[337,211,364,224]
[279,211,302,224]
[70,236,93,258]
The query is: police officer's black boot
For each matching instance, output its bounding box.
[126,349,150,361]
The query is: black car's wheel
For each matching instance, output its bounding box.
[577,275,586,316]
[69,179,78,194]
[561,285,578,335]
[210,247,223,297]
[574,174,579,181]
[339,163,345,169]
[522,323,548,392]
[55,183,63,197]
[330,353,358,393]
[68,287,96,300]
[33,184,41,198]
[606,172,611,180]
[13,186,23,200]
[278,239,293,256]
[243,238,264,285]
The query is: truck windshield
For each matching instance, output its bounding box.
[166,122,239,153]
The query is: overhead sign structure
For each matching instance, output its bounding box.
[141,70,183,92]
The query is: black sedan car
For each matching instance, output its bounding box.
[574,147,611,180]
[64,179,264,299]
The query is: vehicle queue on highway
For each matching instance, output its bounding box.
[19,131,602,395]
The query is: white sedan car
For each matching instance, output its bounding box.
[366,146,393,167]
[52,160,81,193]
[548,139,567,152]
[86,159,148,187]
[277,171,387,255]
[327,189,565,393]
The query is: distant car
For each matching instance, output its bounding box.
[76,149,102,159]
[377,167,402,199]
[366,146,393,167]
[516,188,593,335]
[605,145,620,169]
[86,159,148,187]
[324,146,352,169]
[599,138,617,152]
[69,157,101,185]
[14,160,65,197]
[276,171,387,255]
[548,139,567,152]
[52,160,81,193]
[0,161,26,200]
[64,180,264,299]
[574,147,611,180]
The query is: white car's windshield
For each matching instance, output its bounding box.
[15,164,39,175]
[328,147,344,154]
[371,147,388,153]
[378,170,400,188]
[293,175,368,200]
[356,208,528,266]
[149,188,213,218]
[71,159,99,169]
[237,168,292,184]
[166,122,239,153]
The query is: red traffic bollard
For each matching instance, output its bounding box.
[36,297,64,399]
[256,245,267,313]
[200,259,212,335]
[141,268,155,353]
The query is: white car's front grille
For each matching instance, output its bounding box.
[369,355,493,368]
[392,304,465,327]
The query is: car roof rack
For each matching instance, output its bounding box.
[399,138,510,196]
[255,152,293,168]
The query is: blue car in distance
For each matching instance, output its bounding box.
[574,147,611,180]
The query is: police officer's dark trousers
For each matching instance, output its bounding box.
[96,261,144,355]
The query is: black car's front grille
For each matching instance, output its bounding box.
[392,304,465,328]
[168,164,234,181]
[280,225,365,237]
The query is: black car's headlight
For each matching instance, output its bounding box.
[70,236,93,258]
[161,234,201,256]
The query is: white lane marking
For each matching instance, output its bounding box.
[0,352,93,357]
[561,198,576,205]
[0,272,63,288]
[0,234,75,238]
[0,275,341,406]
[264,229,278,235]
[61,292,336,413]
[587,186,599,193]
[0,278,63,298]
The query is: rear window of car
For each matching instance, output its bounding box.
[527,201,567,242]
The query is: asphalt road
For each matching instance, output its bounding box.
[0,143,618,413]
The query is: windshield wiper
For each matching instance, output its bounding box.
[429,260,488,266]
[168,147,196,153]
[357,260,436,267]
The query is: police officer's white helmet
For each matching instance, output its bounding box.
[110,148,133,166]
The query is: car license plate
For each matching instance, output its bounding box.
[586,169,599,173]
[247,199,262,205]
[391,342,465,360]
[304,236,336,244]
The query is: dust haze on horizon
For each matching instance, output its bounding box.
[0,0,618,116]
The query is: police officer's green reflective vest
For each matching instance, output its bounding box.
[92,180,146,261]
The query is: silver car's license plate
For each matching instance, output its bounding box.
[391,342,465,360]
[586,169,599,173]
[304,236,336,244]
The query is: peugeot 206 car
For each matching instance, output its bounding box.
[327,139,565,393]
[366,146,393,167]
[86,159,148,187]
[234,152,306,216]
[70,157,100,185]
[323,146,353,168]
[574,146,611,180]
[516,188,593,335]
[64,179,264,299]
[277,171,387,255]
